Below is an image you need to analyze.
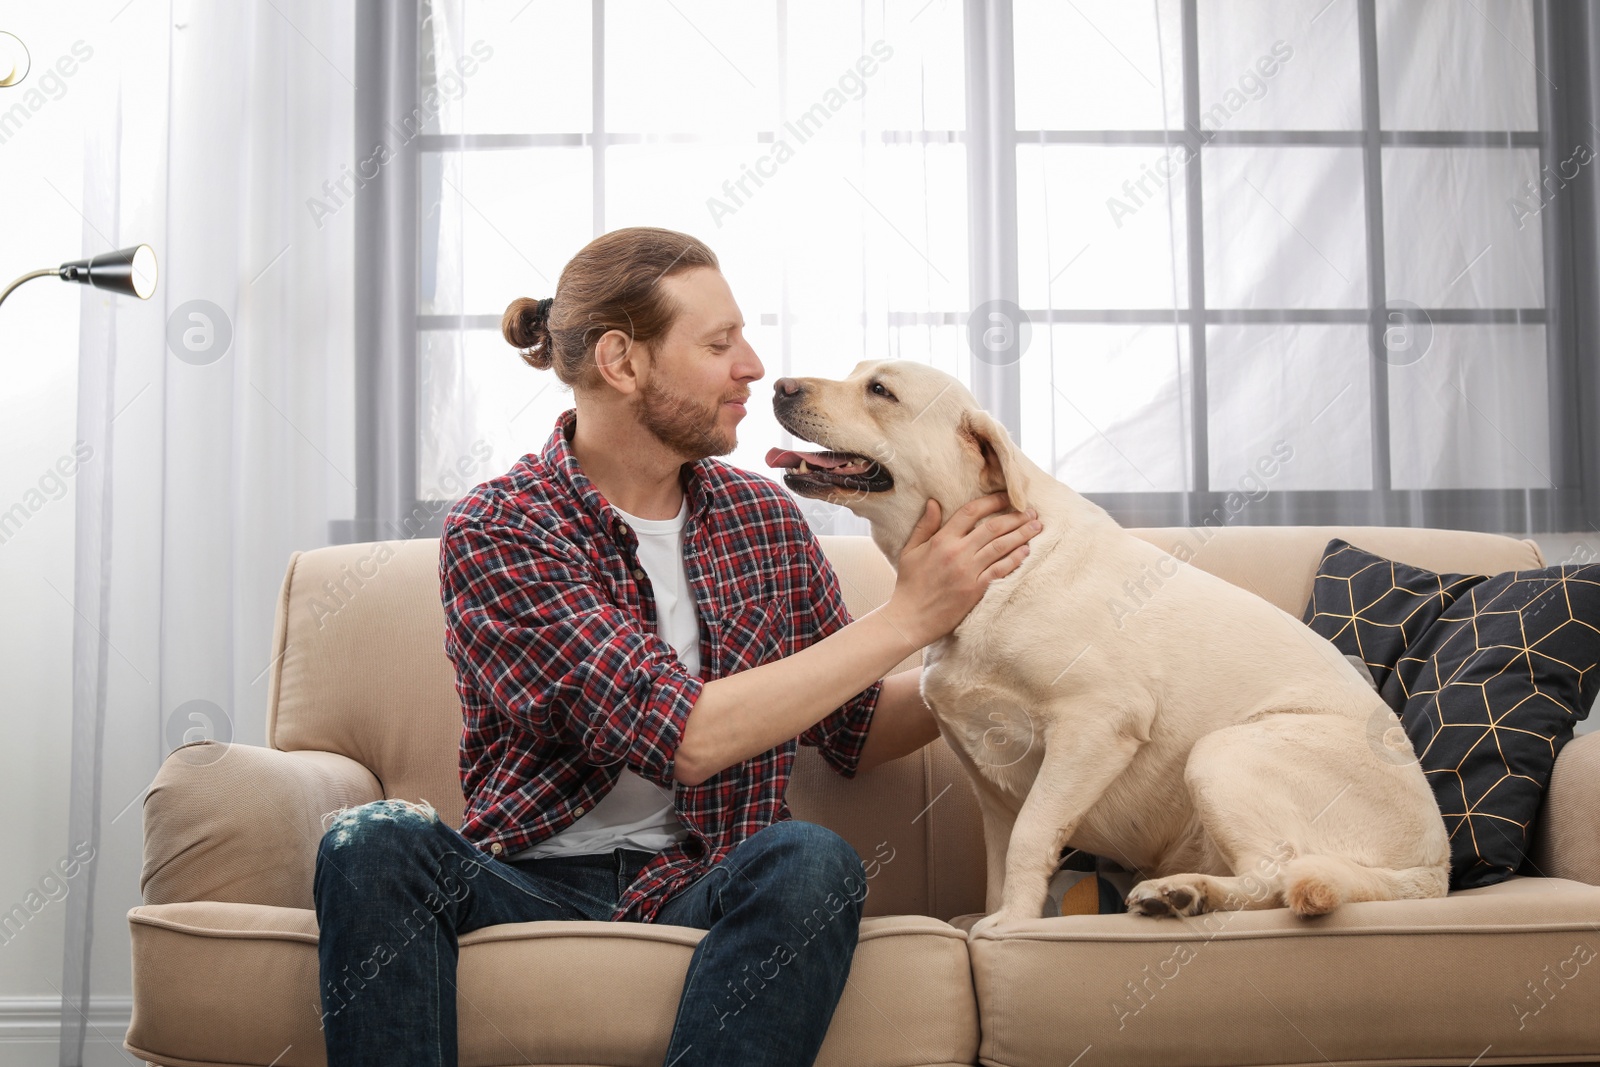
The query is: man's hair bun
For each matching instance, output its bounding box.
[503,296,555,370]
[504,229,718,391]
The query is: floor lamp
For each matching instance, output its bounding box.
[0,244,158,308]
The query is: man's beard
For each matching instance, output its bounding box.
[637,374,737,460]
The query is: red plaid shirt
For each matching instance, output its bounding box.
[438,408,882,923]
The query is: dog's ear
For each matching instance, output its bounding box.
[959,409,1030,513]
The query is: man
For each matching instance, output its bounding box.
[312,227,1041,1066]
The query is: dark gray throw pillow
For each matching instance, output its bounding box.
[1303,539,1599,890]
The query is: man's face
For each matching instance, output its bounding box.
[635,267,763,460]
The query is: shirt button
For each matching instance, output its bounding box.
[633,568,646,580]
[574,806,586,817]
[490,843,503,855]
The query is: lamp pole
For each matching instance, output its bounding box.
[0,268,62,307]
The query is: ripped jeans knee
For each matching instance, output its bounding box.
[320,798,439,851]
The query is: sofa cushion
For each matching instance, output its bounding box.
[958,876,1600,1067]
[1304,539,1600,889]
[126,902,978,1067]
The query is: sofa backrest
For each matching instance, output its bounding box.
[266,525,1543,922]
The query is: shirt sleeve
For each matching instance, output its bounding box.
[793,526,883,779]
[439,509,703,789]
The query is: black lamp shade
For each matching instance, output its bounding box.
[60,244,158,300]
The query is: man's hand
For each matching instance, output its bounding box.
[883,493,1041,649]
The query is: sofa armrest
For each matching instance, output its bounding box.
[1533,732,1600,886]
[140,742,382,909]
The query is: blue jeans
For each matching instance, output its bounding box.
[312,799,866,1067]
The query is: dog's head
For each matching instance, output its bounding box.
[766,359,1030,559]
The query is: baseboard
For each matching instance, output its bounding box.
[0,995,133,1044]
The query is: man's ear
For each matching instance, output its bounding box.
[958,409,1030,513]
[593,328,644,394]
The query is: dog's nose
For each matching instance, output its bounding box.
[774,377,803,398]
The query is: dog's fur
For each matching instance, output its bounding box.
[769,360,1450,931]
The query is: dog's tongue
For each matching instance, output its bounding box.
[765,447,855,471]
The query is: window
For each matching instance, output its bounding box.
[394,0,1582,539]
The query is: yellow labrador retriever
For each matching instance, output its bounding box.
[766,359,1449,935]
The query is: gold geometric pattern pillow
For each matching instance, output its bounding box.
[1303,539,1600,890]
[1301,540,1478,706]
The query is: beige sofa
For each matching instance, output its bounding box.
[126,525,1600,1067]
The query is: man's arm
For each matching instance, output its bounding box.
[853,668,940,776]
[442,502,926,790]
[675,603,915,786]
[676,493,1039,786]
[443,504,924,790]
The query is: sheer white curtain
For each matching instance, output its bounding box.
[415,0,1561,535]
[1016,0,1548,512]
[61,1,355,1060]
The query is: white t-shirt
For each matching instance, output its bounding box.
[510,494,697,860]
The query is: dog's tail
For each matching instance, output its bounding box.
[1281,855,1449,917]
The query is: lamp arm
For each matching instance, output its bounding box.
[0,267,63,310]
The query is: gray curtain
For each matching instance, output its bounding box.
[1537,0,1600,537]
[338,0,425,545]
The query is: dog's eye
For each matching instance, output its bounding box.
[868,381,897,402]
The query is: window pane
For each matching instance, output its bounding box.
[1202,146,1367,308]
[605,139,965,351]
[1388,325,1549,489]
[428,0,593,135]
[1197,0,1361,131]
[1020,325,1193,493]
[678,141,968,317]
[1377,0,1538,131]
[420,147,592,316]
[783,0,966,132]
[606,141,783,314]
[1013,0,1184,131]
[1017,144,1191,310]
[1382,147,1545,309]
[854,145,968,312]
[1207,324,1372,491]
[606,0,778,135]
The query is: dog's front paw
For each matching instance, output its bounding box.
[1126,876,1209,918]
[968,909,1030,939]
